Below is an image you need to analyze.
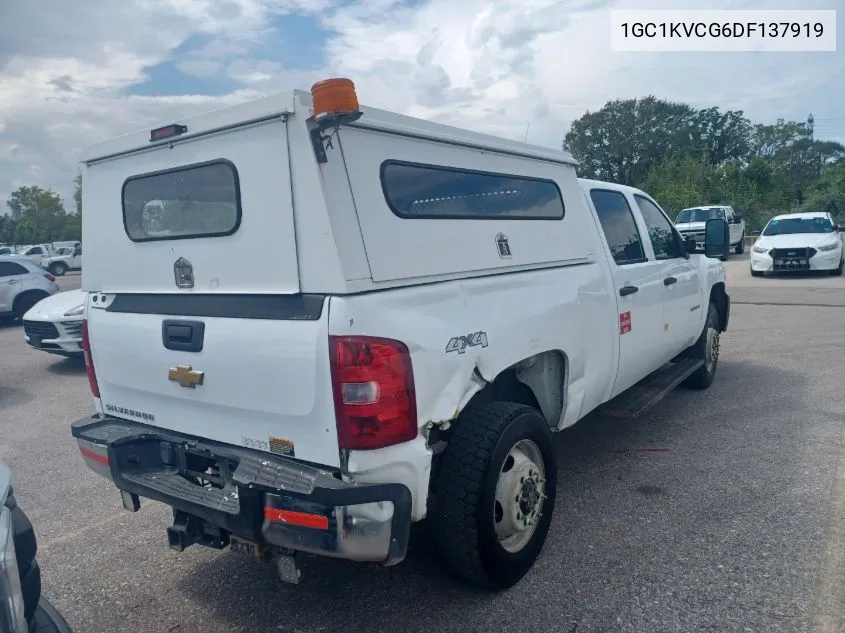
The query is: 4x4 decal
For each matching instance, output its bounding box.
[445,331,489,354]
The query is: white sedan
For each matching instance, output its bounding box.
[750,212,845,277]
[21,288,85,357]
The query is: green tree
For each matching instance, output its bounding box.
[800,163,845,218]
[5,186,68,243]
[562,96,699,185]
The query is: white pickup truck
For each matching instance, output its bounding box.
[675,205,746,255]
[72,79,731,590]
[10,245,55,268]
[42,244,82,277]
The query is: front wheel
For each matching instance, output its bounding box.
[429,402,557,590]
[830,258,844,276]
[682,302,721,389]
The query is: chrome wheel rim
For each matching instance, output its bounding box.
[493,439,546,553]
[705,325,720,373]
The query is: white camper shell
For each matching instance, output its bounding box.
[73,83,731,590]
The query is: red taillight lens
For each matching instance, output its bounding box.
[44,273,55,282]
[329,335,417,451]
[81,319,100,398]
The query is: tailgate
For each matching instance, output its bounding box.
[86,293,341,467]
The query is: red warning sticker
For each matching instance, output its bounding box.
[619,311,632,335]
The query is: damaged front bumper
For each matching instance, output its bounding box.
[71,416,412,566]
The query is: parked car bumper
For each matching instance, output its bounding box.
[22,318,83,357]
[751,247,842,273]
[71,416,412,566]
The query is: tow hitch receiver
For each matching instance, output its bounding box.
[167,510,230,552]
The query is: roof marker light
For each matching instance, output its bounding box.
[150,124,188,142]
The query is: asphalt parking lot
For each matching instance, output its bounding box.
[3,262,845,633]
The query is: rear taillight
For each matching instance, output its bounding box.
[44,273,55,282]
[329,335,417,451]
[81,319,100,398]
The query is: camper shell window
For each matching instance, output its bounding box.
[122,159,242,242]
[380,160,565,220]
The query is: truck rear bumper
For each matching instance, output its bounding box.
[71,416,412,565]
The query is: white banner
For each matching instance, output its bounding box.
[610,10,836,52]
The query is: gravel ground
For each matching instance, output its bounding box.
[2,264,845,633]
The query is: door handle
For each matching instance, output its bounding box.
[664,277,678,286]
[619,285,639,297]
[162,320,205,352]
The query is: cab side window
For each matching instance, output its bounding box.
[635,195,683,260]
[589,189,646,266]
[0,262,29,277]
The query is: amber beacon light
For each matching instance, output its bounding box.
[310,78,362,126]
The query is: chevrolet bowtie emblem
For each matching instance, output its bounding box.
[168,364,204,388]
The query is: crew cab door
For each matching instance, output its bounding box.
[634,194,702,356]
[584,187,666,397]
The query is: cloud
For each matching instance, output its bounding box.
[1,0,843,210]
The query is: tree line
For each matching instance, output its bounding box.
[0,174,82,246]
[563,97,844,231]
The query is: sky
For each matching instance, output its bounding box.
[0,0,843,211]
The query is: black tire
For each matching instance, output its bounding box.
[735,233,745,254]
[682,302,721,389]
[750,269,763,277]
[49,262,67,276]
[429,402,557,590]
[830,258,843,276]
[13,292,47,320]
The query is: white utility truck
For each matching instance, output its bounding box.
[72,79,731,590]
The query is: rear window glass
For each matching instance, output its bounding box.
[122,160,241,242]
[380,160,565,220]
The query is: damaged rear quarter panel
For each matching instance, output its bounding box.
[327,264,615,519]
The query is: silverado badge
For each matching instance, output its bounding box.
[174,257,194,289]
[168,364,204,388]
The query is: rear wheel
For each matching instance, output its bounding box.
[49,262,67,276]
[429,402,557,590]
[682,302,721,389]
[735,232,745,254]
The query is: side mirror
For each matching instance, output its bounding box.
[684,236,698,254]
[733,214,742,223]
[704,218,730,259]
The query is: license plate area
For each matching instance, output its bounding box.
[230,535,264,558]
[774,258,809,270]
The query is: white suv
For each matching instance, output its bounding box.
[0,256,60,322]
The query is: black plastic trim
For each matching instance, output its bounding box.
[106,293,325,321]
[121,158,242,243]
[162,319,205,352]
[380,159,565,221]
